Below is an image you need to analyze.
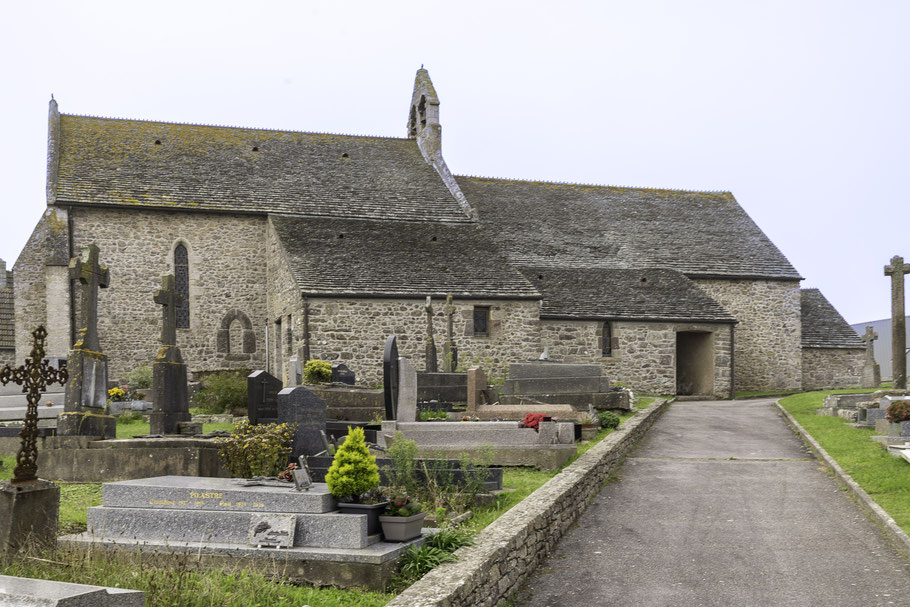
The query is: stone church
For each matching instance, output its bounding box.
[8,69,865,397]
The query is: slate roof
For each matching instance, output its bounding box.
[800,289,864,349]
[54,114,472,223]
[457,177,802,281]
[271,215,540,299]
[521,267,736,323]
[0,269,14,349]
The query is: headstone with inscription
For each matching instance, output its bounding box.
[150,275,191,435]
[396,357,418,422]
[885,255,910,389]
[278,386,327,458]
[247,370,281,425]
[382,335,399,420]
[331,363,355,385]
[59,244,116,438]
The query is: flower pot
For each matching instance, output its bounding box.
[580,425,598,441]
[379,511,427,542]
[337,501,389,536]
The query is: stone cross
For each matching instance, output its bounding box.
[382,335,399,420]
[861,326,878,365]
[425,296,438,373]
[443,295,456,373]
[70,244,109,352]
[154,274,182,347]
[885,255,910,389]
[0,326,67,484]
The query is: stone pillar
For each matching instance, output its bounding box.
[885,256,910,389]
[0,480,59,556]
[149,275,190,435]
[396,357,418,422]
[466,366,487,416]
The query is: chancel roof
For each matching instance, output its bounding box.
[457,177,802,281]
[800,289,864,349]
[522,267,735,323]
[271,215,540,299]
[54,114,473,223]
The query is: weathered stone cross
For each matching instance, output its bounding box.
[0,327,67,484]
[425,296,438,373]
[154,274,183,347]
[443,295,456,373]
[861,326,878,365]
[70,244,109,352]
[885,255,910,389]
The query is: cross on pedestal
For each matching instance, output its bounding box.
[70,244,109,352]
[861,326,878,365]
[443,295,456,373]
[0,327,67,484]
[885,255,910,389]
[154,274,183,347]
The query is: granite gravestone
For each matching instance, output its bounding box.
[396,357,418,422]
[59,244,116,437]
[383,335,399,420]
[861,326,881,388]
[150,274,191,435]
[885,255,910,389]
[278,386,327,458]
[331,363,355,385]
[248,370,281,425]
[425,296,438,373]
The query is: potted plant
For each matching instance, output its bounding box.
[325,426,388,535]
[379,494,427,541]
[577,412,598,441]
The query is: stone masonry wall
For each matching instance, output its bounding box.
[694,279,802,391]
[266,218,304,382]
[801,347,865,391]
[386,398,670,607]
[69,207,268,381]
[13,208,71,362]
[0,349,13,367]
[541,320,732,397]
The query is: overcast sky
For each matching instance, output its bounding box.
[1,1,907,324]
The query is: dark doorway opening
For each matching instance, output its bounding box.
[676,331,714,396]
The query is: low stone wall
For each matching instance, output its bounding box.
[801,347,865,390]
[386,398,669,607]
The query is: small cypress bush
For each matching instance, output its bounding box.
[597,410,621,429]
[303,359,333,384]
[325,426,380,502]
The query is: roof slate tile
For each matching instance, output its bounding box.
[801,288,864,349]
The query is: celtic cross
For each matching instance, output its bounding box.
[0,326,67,484]
[154,274,182,347]
[885,255,910,389]
[861,326,878,365]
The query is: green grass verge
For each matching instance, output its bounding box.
[116,421,236,438]
[779,389,910,534]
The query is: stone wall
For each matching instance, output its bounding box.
[801,347,865,391]
[265,218,304,383]
[0,349,13,367]
[13,208,70,362]
[386,398,670,607]
[540,320,732,398]
[65,207,268,381]
[694,279,802,391]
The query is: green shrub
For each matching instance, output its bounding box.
[384,432,419,496]
[426,527,474,552]
[126,365,153,389]
[303,360,332,384]
[116,411,144,425]
[398,544,457,579]
[192,371,247,414]
[418,408,448,420]
[887,400,910,423]
[216,420,296,478]
[385,494,423,517]
[325,426,380,501]
[597,410,621,429]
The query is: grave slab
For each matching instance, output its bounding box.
[0,574,144,607]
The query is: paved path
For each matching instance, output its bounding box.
[516,400,910,607]
[0,383,64,420]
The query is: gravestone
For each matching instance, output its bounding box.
[59,244,116,438]
[466,366,487,415]
[396,357,418,422]
[248,370,281,424]
[278,386,327,458]
[425,296,438,373]
[382,335,399,420]
[885,255,910,389]
[861,326,881,388]
[331,363,355,385]
[286,355,302,387]
[0,575,145,606]
[149,274,191,435]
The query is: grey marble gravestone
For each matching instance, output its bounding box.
[331,363,355,385]
[150,274,191,435]
[396,357,418,422]
[247,370,281,425]
[278,386,327,458]
[383,335,399,420]
[0,574,145,606]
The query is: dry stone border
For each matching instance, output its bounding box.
[387,398,670,607]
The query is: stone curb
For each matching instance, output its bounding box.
[386,398,671,607]
[775,401,910,559]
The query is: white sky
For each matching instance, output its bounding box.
[1,1,907,324]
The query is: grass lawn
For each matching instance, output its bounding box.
[779,389,910,534]
[116,420,235,439]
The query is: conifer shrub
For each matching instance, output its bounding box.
[216,420,297,478]
[325,426,380,502]
[597,410,621,429]
[303,359,333,384]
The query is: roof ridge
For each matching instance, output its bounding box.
[59,112,409,142]
[456,173,731,195]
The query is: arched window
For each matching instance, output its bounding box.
[602,322,612,357]
[174,244,190,328]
